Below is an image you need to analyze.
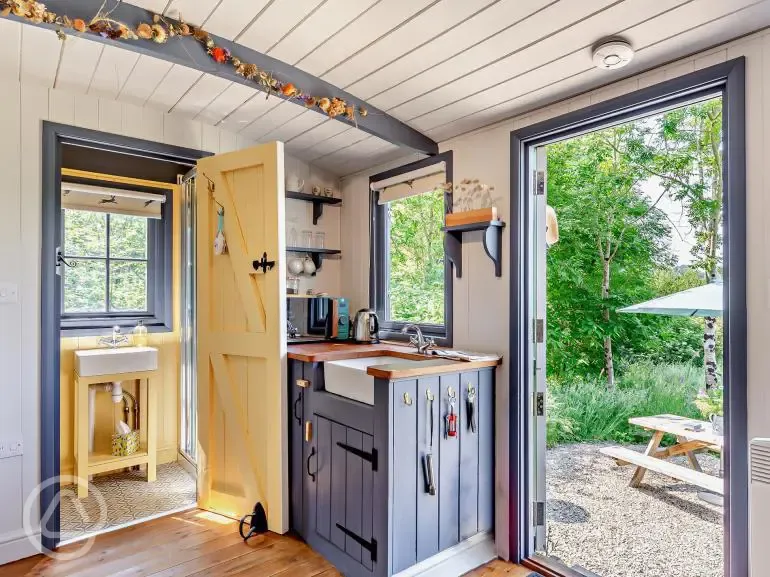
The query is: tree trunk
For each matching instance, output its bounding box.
[602,256,615,390]
[704,316,718,390]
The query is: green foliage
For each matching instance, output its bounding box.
[546,362,703,447]
[387,189,445,325]
[63,209,148,313]
[545,99,722,383]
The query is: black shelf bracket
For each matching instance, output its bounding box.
[442,221,506,278]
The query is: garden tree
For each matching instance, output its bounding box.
[387,189,445,325]
[617,100,723,388]
[546,125,676,389]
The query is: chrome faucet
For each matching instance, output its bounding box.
[99,325,130,348]
[401,324,435,354]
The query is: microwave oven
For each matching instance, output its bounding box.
[287,296,350,343]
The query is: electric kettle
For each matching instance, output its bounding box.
[353,309,380,343]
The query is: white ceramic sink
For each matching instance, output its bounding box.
[324,356,426,405]
[75,346,159,377]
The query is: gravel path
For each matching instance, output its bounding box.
[545,443,723,577]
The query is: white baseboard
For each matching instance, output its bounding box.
[393,532,497,577]
[0,529,41,567]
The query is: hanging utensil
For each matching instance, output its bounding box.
[466,384,477,433]
[423,388,437,495]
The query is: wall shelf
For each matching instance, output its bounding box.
[442,220,506,278]
[287,247,341,272]
[286,191,342,225]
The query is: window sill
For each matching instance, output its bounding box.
[61,315,173,337]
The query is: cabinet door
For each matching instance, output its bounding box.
[312,415,376,569]
[288,360,305,534]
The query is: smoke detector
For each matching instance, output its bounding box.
[592,39,634,70]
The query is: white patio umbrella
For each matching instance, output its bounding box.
[619,281,722,389]
[617,281,722,318]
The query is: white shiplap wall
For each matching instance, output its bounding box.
[340,28,770,562]
[0,78,341,564]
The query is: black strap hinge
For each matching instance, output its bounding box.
[336,523,377,562]
[336,442,378,471]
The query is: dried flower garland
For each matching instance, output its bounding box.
[0,0,369,122]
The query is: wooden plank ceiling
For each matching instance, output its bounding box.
[3,0,769,176]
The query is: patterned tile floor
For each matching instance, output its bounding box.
[60,462,196,542]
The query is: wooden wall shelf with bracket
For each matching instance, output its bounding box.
[442,220,506,278]
[286,191,342,225]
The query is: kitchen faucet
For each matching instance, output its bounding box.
[99,325,130,348]
[401,324,435,354]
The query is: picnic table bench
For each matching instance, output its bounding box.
[600,414,724,495]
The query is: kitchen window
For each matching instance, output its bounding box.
[60,182,173,334]
[370,152,453,346]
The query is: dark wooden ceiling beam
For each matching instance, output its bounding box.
[4,0,439,156]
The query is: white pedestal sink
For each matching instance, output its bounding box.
[75,346,158,377]
[324,356,426,405]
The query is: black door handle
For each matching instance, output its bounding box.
[306,446,317,482]
[293,395,302,425]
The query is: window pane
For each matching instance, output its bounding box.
[110,260,148,312]
[64,259,106,313]
[64,209,106,257]
[387,189,445,325]
[110,214,148,259]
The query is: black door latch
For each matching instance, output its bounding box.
[252,252,275,273]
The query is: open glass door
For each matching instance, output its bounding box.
[194,143,288,530]
[180,169,197,463]
[531,146,548,554]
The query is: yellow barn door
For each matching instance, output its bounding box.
[195,143,288,533]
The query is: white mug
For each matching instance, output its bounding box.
[287,175,305,192]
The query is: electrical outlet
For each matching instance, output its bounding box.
[0,439,23,459]
[0,282,19,304]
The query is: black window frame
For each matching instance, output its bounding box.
[369,151,453,346]
[59,183,174,335]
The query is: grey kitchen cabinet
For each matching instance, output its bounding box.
[288,361,494,577]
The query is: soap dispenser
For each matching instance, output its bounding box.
[132,320,148,346]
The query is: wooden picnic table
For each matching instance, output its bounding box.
[600,414,724,495]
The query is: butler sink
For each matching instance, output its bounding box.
[75,346,159,377]
[324,356,426,405]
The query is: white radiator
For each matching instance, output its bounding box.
[750,438,770,577]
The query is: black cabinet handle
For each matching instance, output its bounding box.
[307,447,317,482]
[293,395,302,425]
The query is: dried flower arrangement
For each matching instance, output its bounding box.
[0,0,369,122]
[450,179,500,212]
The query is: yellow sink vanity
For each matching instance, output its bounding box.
[73,347,160,498]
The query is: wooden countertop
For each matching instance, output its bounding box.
[287,341,501,379]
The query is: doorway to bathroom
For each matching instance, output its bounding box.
[41,123,208,549]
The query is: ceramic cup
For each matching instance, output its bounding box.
[287,175,305,192]
[323,186,333,198]
[311,185,321,196]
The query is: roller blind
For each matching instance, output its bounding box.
[371,163,446,205]
[61,182,166,219]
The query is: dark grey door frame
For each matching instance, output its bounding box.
[509,58,747,577]
[41,121,210,552]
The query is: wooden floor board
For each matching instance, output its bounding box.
[2,509,526,577]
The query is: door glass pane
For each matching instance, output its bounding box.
[64,259,106,312]
[64,209,106,257]
[109,260,148,311]
[110,214,148,259]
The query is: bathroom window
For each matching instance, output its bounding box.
[60,186,173,334]
[370,153,453,346]
[63,210,150,314]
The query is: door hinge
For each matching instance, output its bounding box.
[534,170,545,195]
[336,523,378,562]
[533,501,546,527]
[534,392,545,417]
[535,319,544,343]
[336,441,378,472]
